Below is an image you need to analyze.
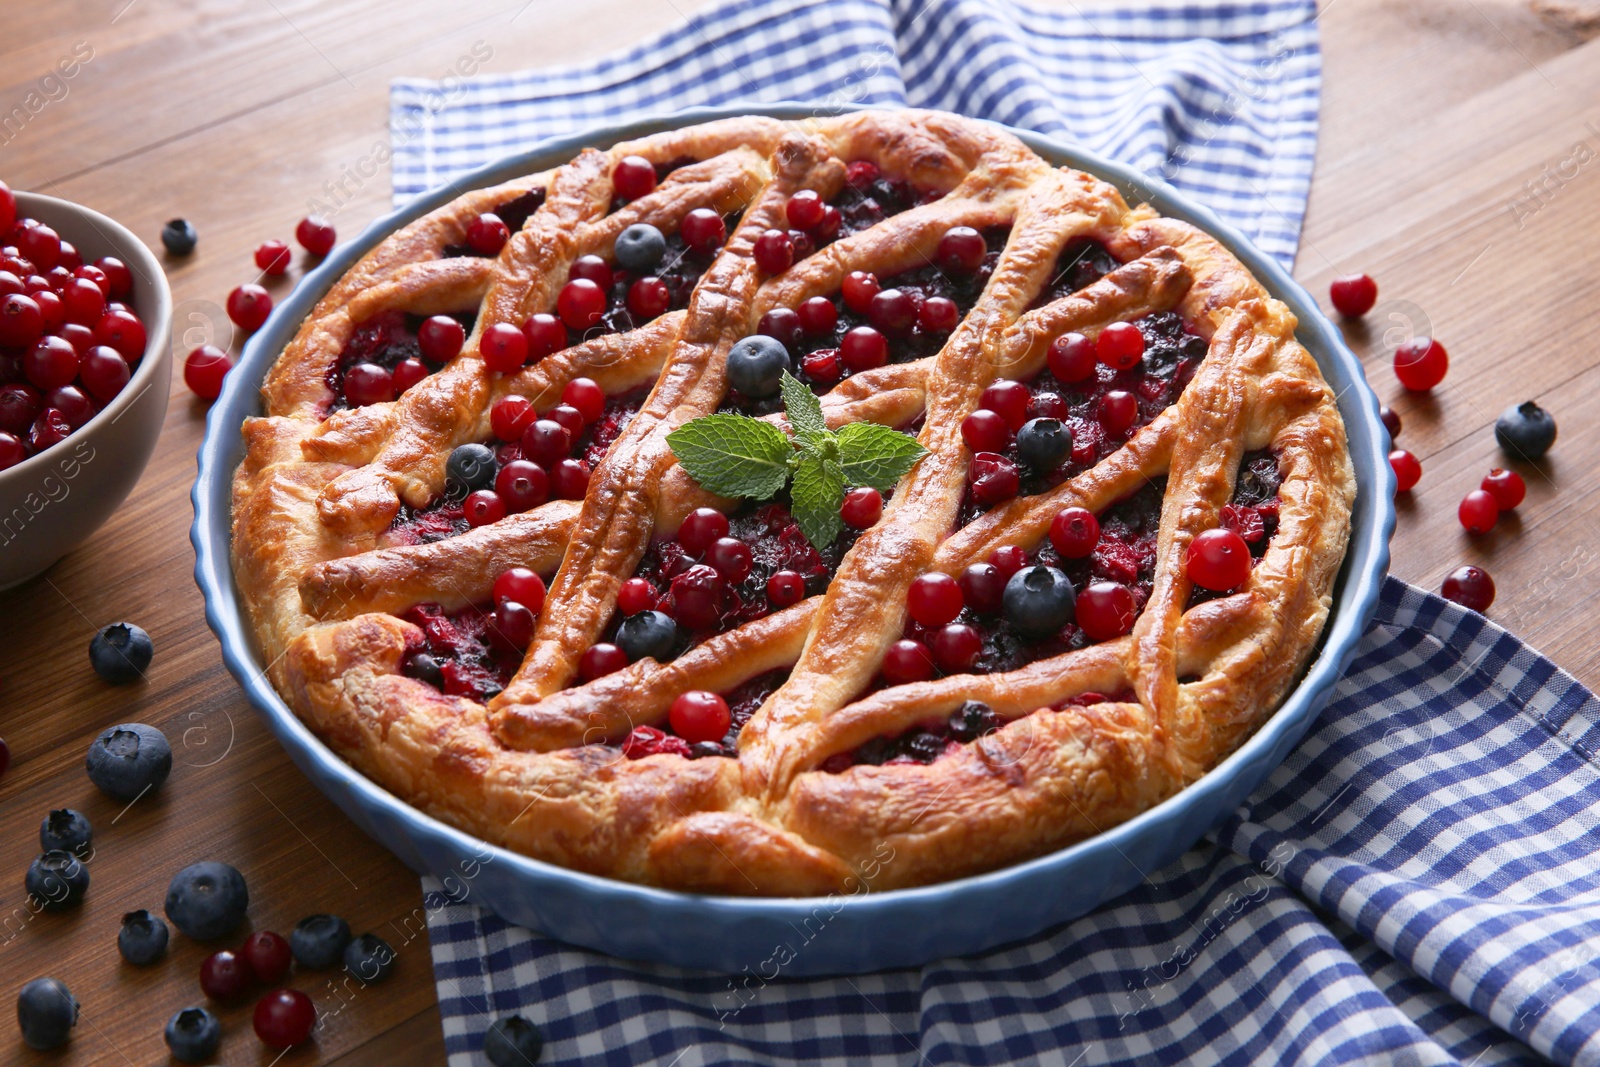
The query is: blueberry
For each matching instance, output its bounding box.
[484,1015,545,1066]
[613,223,666,273]
[948,700,1001,742]
[290,913,352,969]
[161,218,198,256]
[445,442,497,498]
[615,610,677,663]
[39,809,92,856]
[26,851,89,911]
[164,861,249,941]
[88,622,153,683]
[343,932,397,985]
[1495,400,1556,461]
[1015,418,1072,472]
[404,651,444,688]
[17,977,77,1051]
[85,722,171,801]
[1003,565,1076,634]
[164,1006,220,1063]
[725,335,791,397]
[118,909,170,965]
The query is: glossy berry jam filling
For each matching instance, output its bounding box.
[442,189,547,257]
[1186,449,1282,608]
[829,164,929,240]
[399,602,521,701]
[578,224,731,345]
[1033,237,1121,306]
[327,309,476,414]
[954,310,1208,527]
[619,668,789,761]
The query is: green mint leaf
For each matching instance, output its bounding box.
[779,370,828,443]
[790,452,845,550]
[666,414,793,500]
[835,422,928,493]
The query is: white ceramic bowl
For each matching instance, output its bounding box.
[0,192,172,589]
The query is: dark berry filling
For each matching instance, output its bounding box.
[619,668,788,761]
[327,309,476,414]
[1186,450,1282,608]
[1033,237,1121,306]
[579,226,728,344]
[442,189,547,257]
[829,166,927,239]
[399,602,521,702]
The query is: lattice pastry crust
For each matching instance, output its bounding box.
[232,111,1354,895]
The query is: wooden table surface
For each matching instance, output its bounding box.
[2,1,1597,1063]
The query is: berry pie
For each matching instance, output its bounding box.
[233,111,1354,894]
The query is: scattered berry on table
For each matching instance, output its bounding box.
[343,932,398,985]
[254,239,290,275]
[1481,468,1526,510]
[85,722,171,800]
[1458,489,1499,534]
[26,850,89,910]
[253,988,316,1048]
[1379,404,1400,440]
[118,909,170,965]
[161,218,198,256]
[88,621,153,683]
[485,1015,545,1066]
[1389,449,1421,493]
[289,913,352,969]
[164,1007,221,1063]
[200,949,254,1000]
[1494,400,1556,461]
[296,215,337,257]
[1003,565,1076,634]
[165,861,249,940]
[226,283,272,332]
[16,977,77,1051]
[1393,337,1448,391]
[1329,273,1378,317]
[39,809,91,856]
[243,930,293,985]
[1441,565,1495,612]
[1186,529,1252,591]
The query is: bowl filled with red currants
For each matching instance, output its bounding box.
[0,183,172,589]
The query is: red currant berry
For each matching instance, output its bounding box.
[58,322,94,355]
[612,155,657,200]
[242,931,293,985]
[1441,565,1495,612]
[786,190,825,230]
[930,623,982,673]
[1097,390,1137,436]
[466,212,510,256]
[18,223,60,271]
[845,160,880,188]
[343,362,395,406]
[1186,528,1252,591]
[29,407,71,451]
[491,396,536,442]
[296,216,336,256]
[1030,392,1069,421]
[959,562,1005,612]
[868,288,916,335]
[1329,273,1378,317]
[417,315,465,362]
[1076,581,1137,641]
[546,403,586,439]
[552,457,590,499]
[464,489,507,527]
[562,377,605,422]
[618,577,656,616]
[670,564,723,629]
[989,545,1029,579]
[907,572,963,626]
[523,313,568,359]
[1389,449,1421,492]
[0,293,43,348]
[46,385,94,428]
[767,570,806,608]
[840,486,882,529]
[801,348,842,383]
[678,508,731,556]
[789,229,816,260]
[1096,321,1145,370]
[569,254,612,290]
[627,276,670,319]
[521,419,572,465]
[1458,489,1499,533]
[200,949,253,1001]
[960,409,1012,453]
[227,284,272,332]
[253,988,316,1048]
[32,290,64,336]
[840,326,888,371]
[494,567,547,613]
[1394,337,1448,391]
[56,242,82,271]
[492,599,536,649]
[78,345,130,401]
[557,278,606,331]
[670,691,731,743]
[481,321,529,373]
[495,459,549,512]
[979,380,1029,431]
[184,345,232,400]
[1050,507,1100,558]
[24,336,78,390]
[797,296,837,335]
[0,384,41,436]
[580,643,629,681]
[1481,468,1525,509]
[392,358,429,394]
[935,226,986,274]
[74,263,110,297]
[968,452,1020,506]
[706,536,753,583]
[814,204,843,241]
[96,256,132,299]
[918,296,959,333]
[680,208,726,251]
[840,270,879,314]
[94,308,146,362]
[753,229,795,274]
[255,239,291,275]
[758,307,802,350]
[882,639,935,684]
[0,432,25,471]
[61,277,105,326]
[0,181,13,235]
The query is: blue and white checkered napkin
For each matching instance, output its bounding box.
[391,2,1600,1063]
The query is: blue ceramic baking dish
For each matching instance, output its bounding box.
[192,103,1394,976]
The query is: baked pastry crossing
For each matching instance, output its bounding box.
[233,111,1354,895]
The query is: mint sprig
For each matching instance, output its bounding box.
[665,371,927,549]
